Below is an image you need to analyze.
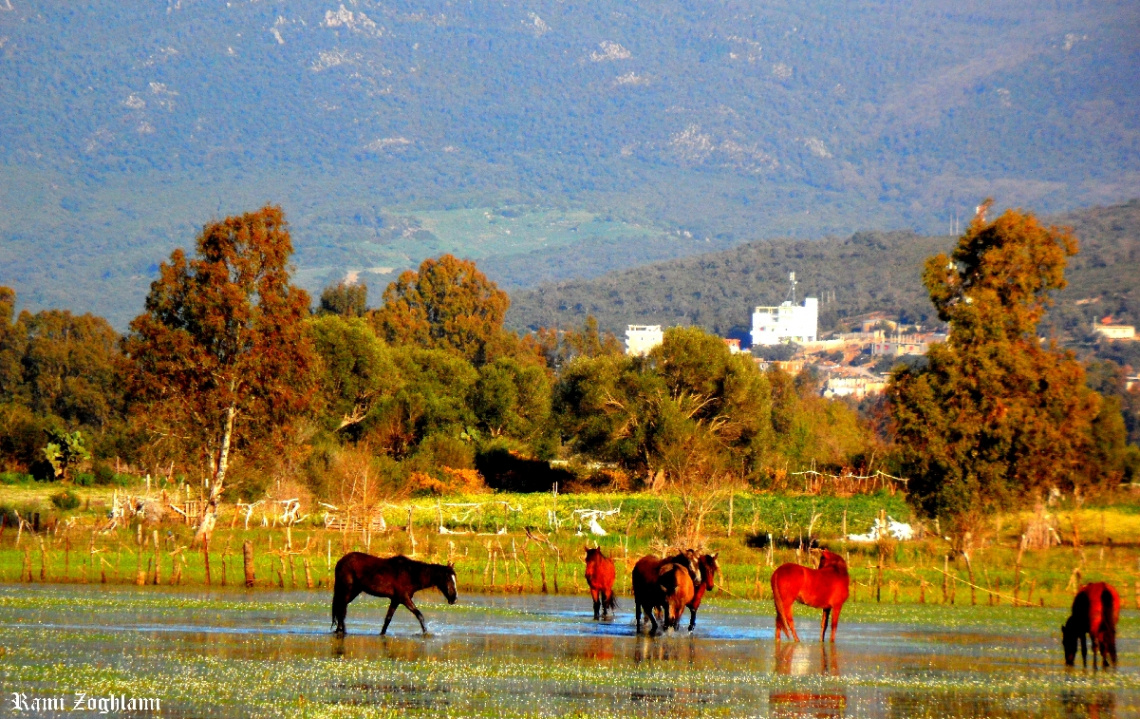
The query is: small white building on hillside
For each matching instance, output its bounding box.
[1094,324,1136,341]
[751,297,819,346]
[625,325,663,357]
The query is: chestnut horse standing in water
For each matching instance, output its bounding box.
[657,562,696,630]
[771,550,849,642]
[1063,582,1120,668]
[331,552,457,635]
[632,550,701,634]
[584,547,618,620]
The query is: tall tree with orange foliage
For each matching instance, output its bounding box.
[123,206,315,544]
[889,202,1103,538]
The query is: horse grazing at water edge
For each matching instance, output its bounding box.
[584,546,618,620]
[1063,582,1120,668]
[771,549,849,642]
[632,550,702,634]
[331,552,457,635]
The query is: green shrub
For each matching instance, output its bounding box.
[91,463,132,486]
[0,472,33,485]
[50,490,81,511]
[73,473,95,487]
[0,504,19,526]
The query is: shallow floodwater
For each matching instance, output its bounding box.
[0,585,1137,718]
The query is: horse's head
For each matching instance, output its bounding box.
[437,562,458,605]
[678,549,703,586]
[817,550,847,572]
[1061,619,1079,666]
[698,553,719,590]
[585,546,604,563]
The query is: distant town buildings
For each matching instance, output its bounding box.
[625,324,663,356]
[723,338,742,354]
[751,297,819,346]
[870,332,948,357]
[822,368,889,399]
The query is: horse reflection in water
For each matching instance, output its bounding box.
[579,635,616,661]
[1061,691,1116,719]
[770,642,845,718]
[331,633,431,661]
[632,634,698,665]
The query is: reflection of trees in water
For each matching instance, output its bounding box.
[771,643,845,717]
[887,691,1115,719]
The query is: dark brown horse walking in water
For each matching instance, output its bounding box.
[632,550,701,634]
[1063,582,1120,668]
[684,553,720,632]
[331,552,457,635]
[771,550,849,642]
[584,546,618,620]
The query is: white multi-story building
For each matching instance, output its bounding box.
[751,297,818,346]
[625,325,663,356]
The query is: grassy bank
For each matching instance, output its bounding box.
[2,480,1140,610]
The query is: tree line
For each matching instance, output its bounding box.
[1,204,1137,545]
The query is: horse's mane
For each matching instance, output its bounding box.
[385,554,454,579]
[818,550,848,573]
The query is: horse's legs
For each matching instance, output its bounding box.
[786,605,800,642]
[820,608,831,642]
[591,588,601,620]
[405,597,429,634]
[829,605,842,643]
[1090,634,1100,670]
[1080,634,1088,668]
[646,602,661,635]
[688,605,697,632]
[635,600,643,632]
[334,587,362,634]
[380,599,399,635]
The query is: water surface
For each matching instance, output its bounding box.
[0,585,1136,717]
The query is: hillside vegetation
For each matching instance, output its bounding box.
[507,200,1140,339]
[1,0,1138,327]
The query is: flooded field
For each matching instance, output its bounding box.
[1,585,1137,718]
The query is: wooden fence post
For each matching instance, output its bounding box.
[152,530,160,585]
[243,540,255,588]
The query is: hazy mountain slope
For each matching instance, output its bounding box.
[1,0,1137,327]
[505,201,1140,338]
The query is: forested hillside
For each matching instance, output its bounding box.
[506,201,1140,338]
[1,0,1138,328]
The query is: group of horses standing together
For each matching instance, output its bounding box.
[587,546,849,642]
[329,547,1121,668]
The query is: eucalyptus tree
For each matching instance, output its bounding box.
[123,206,316,544]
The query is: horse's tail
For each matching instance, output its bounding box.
[771,570,787,639]
[331,564,350,631]
[1101,586,1118,665]
[604,590,619,613]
